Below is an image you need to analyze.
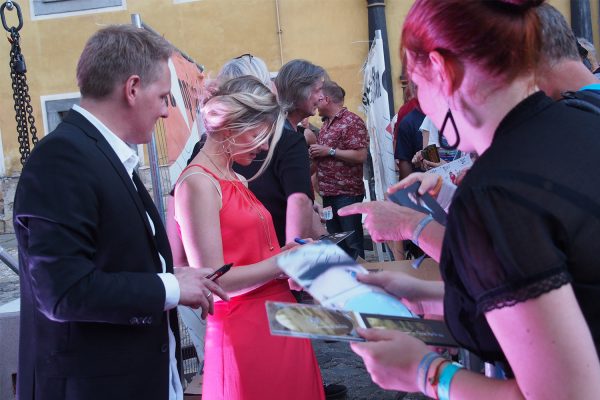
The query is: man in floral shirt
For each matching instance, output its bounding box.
[309,81,369,259]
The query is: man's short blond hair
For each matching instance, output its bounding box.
[77,25,173,99]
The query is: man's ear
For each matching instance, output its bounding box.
[429,51,453,97]
[124,75,141,106]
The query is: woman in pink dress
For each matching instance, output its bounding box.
[173,76,324,400]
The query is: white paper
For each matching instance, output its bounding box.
[277,243,413,317]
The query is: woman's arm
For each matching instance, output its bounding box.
[407,285,600,399]
[420,284,600,400]
[286,192,327,242]
[482,284,600,399]
[175,173,282,297]
[351,285,600,400]
[351,329,524,399]
[165,195,187,267]
[357,270,444,315]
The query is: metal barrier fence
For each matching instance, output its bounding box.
[179,315,201,381]
[0,245,18,275]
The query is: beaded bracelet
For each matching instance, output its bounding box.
[437,362,463,400]
[416,352,442,395]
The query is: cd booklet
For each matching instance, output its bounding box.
[266,302,365,342]
[266,301,457,347]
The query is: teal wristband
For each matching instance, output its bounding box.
[437,362,463,400]
[412,214,433,248]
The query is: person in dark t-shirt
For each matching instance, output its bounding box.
[235,59,328,246]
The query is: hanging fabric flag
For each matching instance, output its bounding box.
[362,30,396,201]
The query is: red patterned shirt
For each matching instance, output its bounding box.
[317,107,369,196]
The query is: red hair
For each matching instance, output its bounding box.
[401,0,543,90]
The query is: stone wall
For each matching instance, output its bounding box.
[0,176,18,233]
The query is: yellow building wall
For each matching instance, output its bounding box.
[0,0,596,176]
[0,0,375,175]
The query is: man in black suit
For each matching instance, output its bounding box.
[13,25,228,400]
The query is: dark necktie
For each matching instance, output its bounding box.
[132,171,174,273]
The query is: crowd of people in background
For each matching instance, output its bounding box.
[13,0,600,399]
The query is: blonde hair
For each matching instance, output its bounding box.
[201,76,284,179]
[218,54,272,88]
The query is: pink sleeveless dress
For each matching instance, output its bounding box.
[178,165,324,400]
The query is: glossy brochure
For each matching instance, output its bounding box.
[277,242,414,318]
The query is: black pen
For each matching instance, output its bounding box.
[205,263,233,281]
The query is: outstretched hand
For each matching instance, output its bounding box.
[350,328,429,392]
[281,241,302,252]
[388,172,441,196]
[357,271,433,315]
[338,201,424,242]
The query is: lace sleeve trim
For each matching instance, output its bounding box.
[477,270,572,314]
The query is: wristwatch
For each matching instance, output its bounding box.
[328,147,336,157]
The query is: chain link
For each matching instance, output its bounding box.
[8,27,38,165]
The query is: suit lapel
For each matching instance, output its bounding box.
[63,110,172,272]
[64,111,149,228]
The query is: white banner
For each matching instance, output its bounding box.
[362,30,396,201]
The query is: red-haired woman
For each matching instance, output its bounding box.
[340,1,600,399]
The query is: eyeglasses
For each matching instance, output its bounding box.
[235,53,254,61]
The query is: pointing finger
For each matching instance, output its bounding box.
[338,203,369,216]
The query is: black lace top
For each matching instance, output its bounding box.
[441,92,600,364]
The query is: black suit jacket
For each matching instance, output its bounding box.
[14,110,180,400]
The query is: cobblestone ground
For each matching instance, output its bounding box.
[0,264,18,306]
[0,234,429,400]
[313,339,428,400]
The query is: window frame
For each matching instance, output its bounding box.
[30,0,126,21]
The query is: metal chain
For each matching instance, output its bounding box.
[3,1,37,165]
